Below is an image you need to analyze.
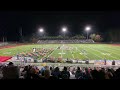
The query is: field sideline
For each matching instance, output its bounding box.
[0,44,120,60]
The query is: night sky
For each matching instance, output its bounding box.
[0,11,120,41]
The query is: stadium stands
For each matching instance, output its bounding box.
[0,42,8,46]
[37,39,94,44]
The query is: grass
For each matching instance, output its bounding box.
[0,44,120,60]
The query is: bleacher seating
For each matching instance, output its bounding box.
[0,42,8,46]
[37,39,94,44]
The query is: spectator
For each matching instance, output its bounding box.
[110,68,115,79]
[7,62,14,67]
[71,67,76,75]
[75,67,85,79]
[91,70,99,79]
[29,66,41,79]
[85,68,92,79]
[21,66,29,79]
[44,70,51,79]
[40,66,46,76]
[106,69,113,79]
[114,68,120,79]
[2,62,19,79]
[61,67,70,79]
[51,67,61,79]
[50,66,53,75]
[99,68,106,79]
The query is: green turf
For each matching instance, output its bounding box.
[0,44,120,60]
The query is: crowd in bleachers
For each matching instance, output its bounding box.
[37,39,94,44]
[0,62,120,79]
[0,42,8,46]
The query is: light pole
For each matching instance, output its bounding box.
[85,26,91,40]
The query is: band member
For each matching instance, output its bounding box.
[33,48,36,52]
[16,53,19,60]
[24,57,27,63]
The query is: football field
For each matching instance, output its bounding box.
[0,44,120,60]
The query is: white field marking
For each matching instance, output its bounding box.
[101,53,111,56]
[70,46,75,59]
[60,44,65,58]
[79,46,94,58]
[58,53,66,54]
[64,44,74,59]
[79,53,87,55]
[102,47,120,57]
[76,46,89,59]
[99,48,120,59]
[3,52,11,54]
[88,46,116,60]
[108,47,120,52]
[107,45,120,51]
[88,46,119,60]
[81,45,103,59]
[102,47,120,56]
[89,45,120,58]
[45,45,59,58]
[61,45,63,58]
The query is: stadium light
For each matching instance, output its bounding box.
[85,26,91,31]
[39,28,45,38]
[62,27,67,32]
[85,26,91,40]
[39,28,44,33]
[62,27,67,37]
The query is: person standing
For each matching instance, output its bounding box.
[33,48,36,53]
[104,59,106,65]
[16,53,19,60]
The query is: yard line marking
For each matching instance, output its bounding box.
[107,45,120,51]
[100,48,120,60]
[81,45,102,60]
[103,47,120,56]
[47,45,59,57]
[88,46,119,60]
[61,44,63,58]
[90,45,120,59]
[79,46,95,58]
[75,46,89,59]
[102,47,120,56]
[60,44,65,58]
[69,46,75,59]
[88,46,117,60]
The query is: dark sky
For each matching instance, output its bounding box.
[0,11,120,41]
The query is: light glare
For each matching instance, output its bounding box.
[85,26,91,31]
[62,27,67,32]
[39,28,44,33]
